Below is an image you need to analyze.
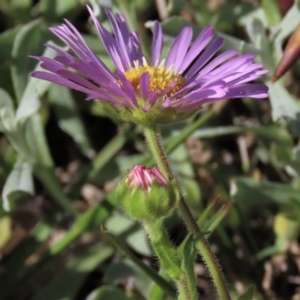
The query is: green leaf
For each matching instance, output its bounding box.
[213,3,262,28]
[170,144,201,212]
[2,161,34,211]
[48,85,95,158]
[262,0,281,26]
[192,125,292,146]
[11,19,50,101]
[274,2,300,44]
[268,81,300,137]
[0,26,21,65]
[204,202,234,234]
[103,260,153,298]
[246,18,275,71]
[88,133,127,181]
[15,41,58,127]
[32,245,114,300]
[238,7,268,29]
[180,234,197,289]
[0,0,32,22]
[40,0,81,20]
[102,230,177,299]
[105,212,152,256]
[231,177,300,206]
[0,88,15,133]
[234,285,255,300]
[0,201,113,299]
[270,144,300,178]
[25,114,53,165]
[86,286,130,300]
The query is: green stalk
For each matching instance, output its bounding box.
[144,125,231,300]
[144,219,197,300]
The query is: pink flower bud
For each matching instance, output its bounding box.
[126,165,168,191]
[116,165,178,221]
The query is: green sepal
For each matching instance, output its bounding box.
[97,100,198,126]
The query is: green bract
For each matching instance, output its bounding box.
[99,101,198,126]
[116,172,178,222]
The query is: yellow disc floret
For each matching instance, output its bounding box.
[124,57,185,98]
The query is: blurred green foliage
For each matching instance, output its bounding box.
[0,0,300,299]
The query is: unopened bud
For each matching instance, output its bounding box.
[116,165,178,222]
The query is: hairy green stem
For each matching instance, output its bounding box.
[144,219,197,300]
[144,125,231,300]
[144,126,173,180]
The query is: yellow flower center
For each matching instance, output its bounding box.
[123,58,185,98]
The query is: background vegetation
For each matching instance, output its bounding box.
[0,0,300,299]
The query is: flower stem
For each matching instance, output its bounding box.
[144,219,197,300]
[144,125,231,300]
[144,126,173,180]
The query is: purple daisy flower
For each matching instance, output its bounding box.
[31,6,268,125]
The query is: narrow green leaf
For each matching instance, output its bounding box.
[204,202,234,234]
[11,19,46,101]
[246,18,275,71]
[166,111,214,154]
[34,164,77,215]
[88,133,127,180]
[87,286,130,300]
[262,0,281,26]
[197,196,220,227]
[234,285,255,300]
[0,26,21,65]
[180,234,197,293]
[2,161,34,211]
[0,200,114,299]
[102,229,177,299]
[105,212,152,256]
[0,88,15,133]
[274,2,300,44]
[25,114,53,166]
[231,177,300,205]
[32,245,114,300]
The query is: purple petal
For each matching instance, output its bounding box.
[165,27,193,71]
[175,87,227,110]
[115,71,137,106]
[196,49,238,78]
[226,84,269,98]
[140,72,149,100]
[178,26,214,73]
[148,90,159,105]
[151,22,163,66]
[209,54,256,78]
[130,32,143,64]
[87,6,126,71]
[186,37,224,80]
[105,9,132,69]
[226,70,268,87]
[31,71,92,94]
[56,69,103,92]
[116,13,142,63]
[48,26,113,84]
[86,91,122,104]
